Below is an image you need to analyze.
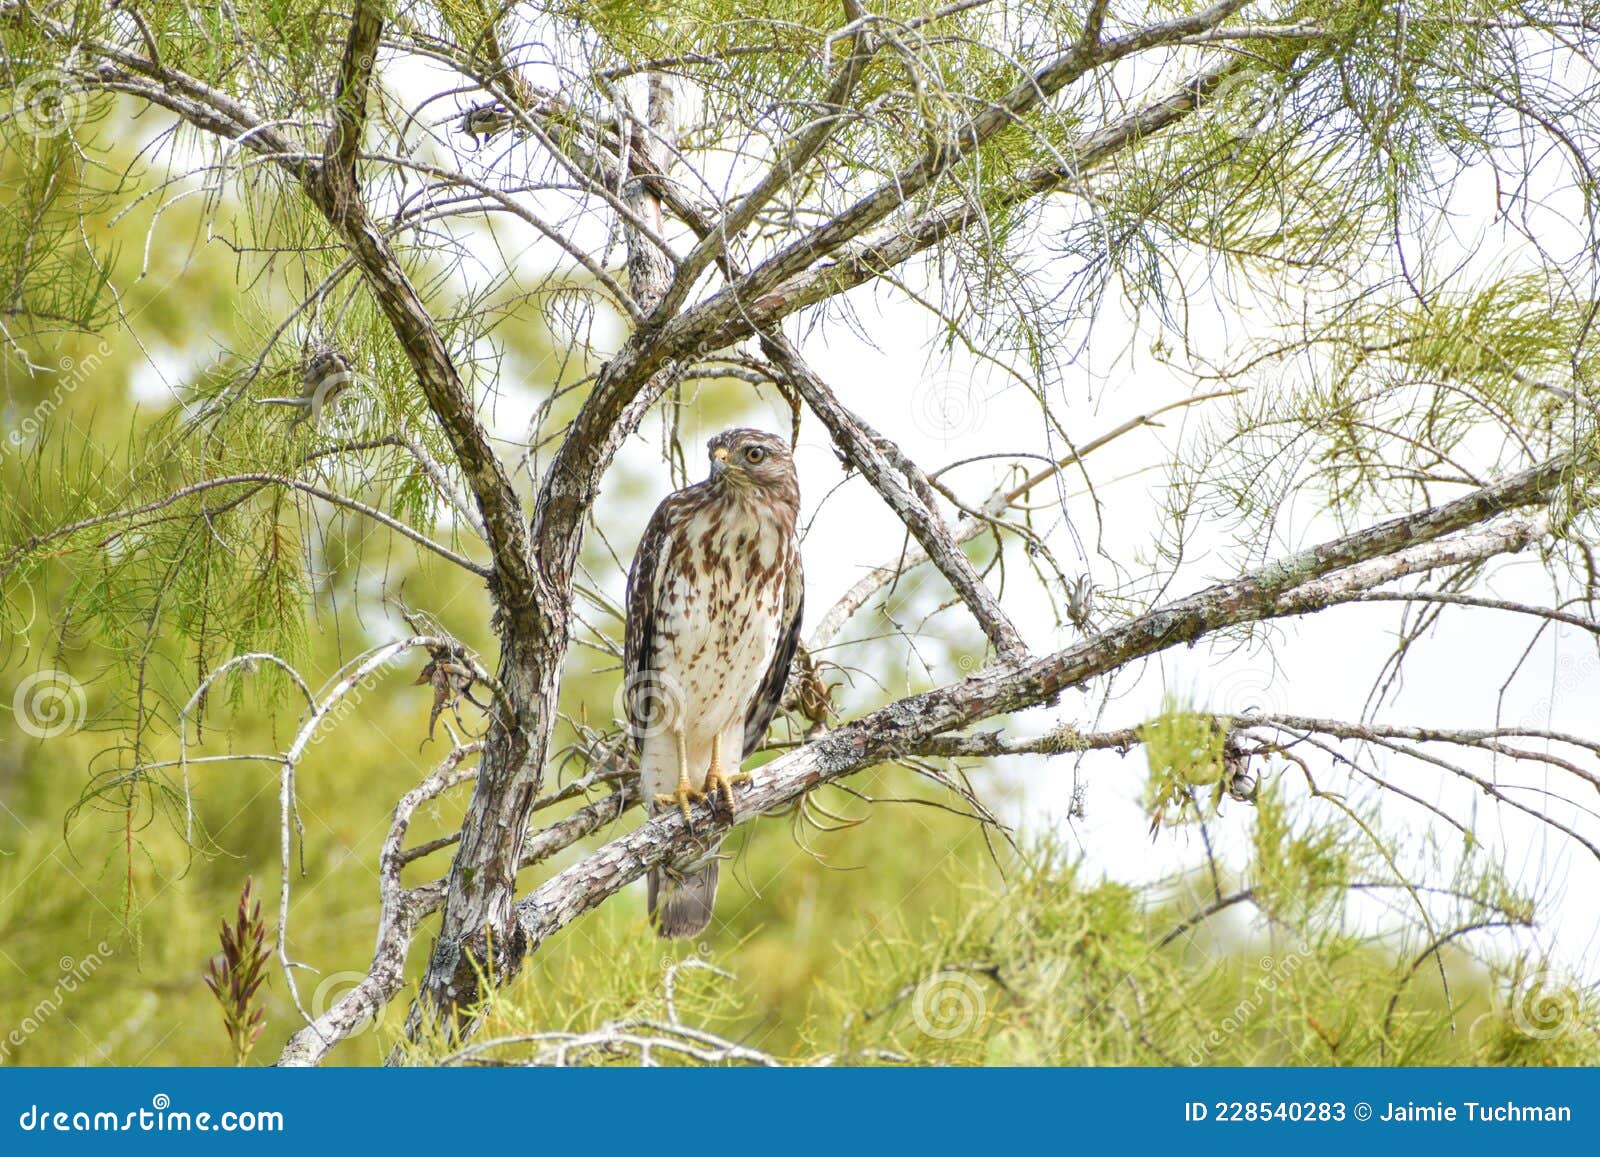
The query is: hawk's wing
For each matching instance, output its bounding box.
[623,494,679,753]
[742,550,804,759]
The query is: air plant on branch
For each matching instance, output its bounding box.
[202,877,270,1066]
[414,645,491,744]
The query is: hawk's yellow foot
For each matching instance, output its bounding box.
[702,734,749,813]
[703,765,751,813]
[656,776,705,823]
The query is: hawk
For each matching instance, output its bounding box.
[623,428,804,938]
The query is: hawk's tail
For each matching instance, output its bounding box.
[648,860,718,940]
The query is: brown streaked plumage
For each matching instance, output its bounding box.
[623,428,804,938]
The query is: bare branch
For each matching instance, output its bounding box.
[658,0,880,315]
[762,329,1028,661]
[278,743,482,1067]
[808,389,1242,651]
[513,469,1570,953]
[0,473,489,582]
[1353,591,1600,636]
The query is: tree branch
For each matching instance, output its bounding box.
[278,743,481,1067]
[512,467,1567,953]
[323,0,382,213]
[806,389,1242,651]
[0,473,488,581]
[43,6,537,600]
[657,0,880,316]
[305,2,534,603]
[709,55,1257,343]
[761,329,1028,661]
[712,0,1253,314]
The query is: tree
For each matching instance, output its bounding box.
[1,0,1597,1066]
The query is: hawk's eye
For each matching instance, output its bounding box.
[745,446,767,464]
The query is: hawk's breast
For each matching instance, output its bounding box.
[651,494,793,742]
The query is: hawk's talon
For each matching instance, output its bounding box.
[703,767,751,813]
[656,781,705,824]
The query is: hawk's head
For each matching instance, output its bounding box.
[706,428,797,497]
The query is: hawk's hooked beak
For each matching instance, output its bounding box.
[711,445,730,476]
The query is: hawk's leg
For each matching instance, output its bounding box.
[701,733,751,814]
[654,728,705,823]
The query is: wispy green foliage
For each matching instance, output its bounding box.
[1140,694,1229,826]
[401,800,1597,1066]
[0,131,116,334]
